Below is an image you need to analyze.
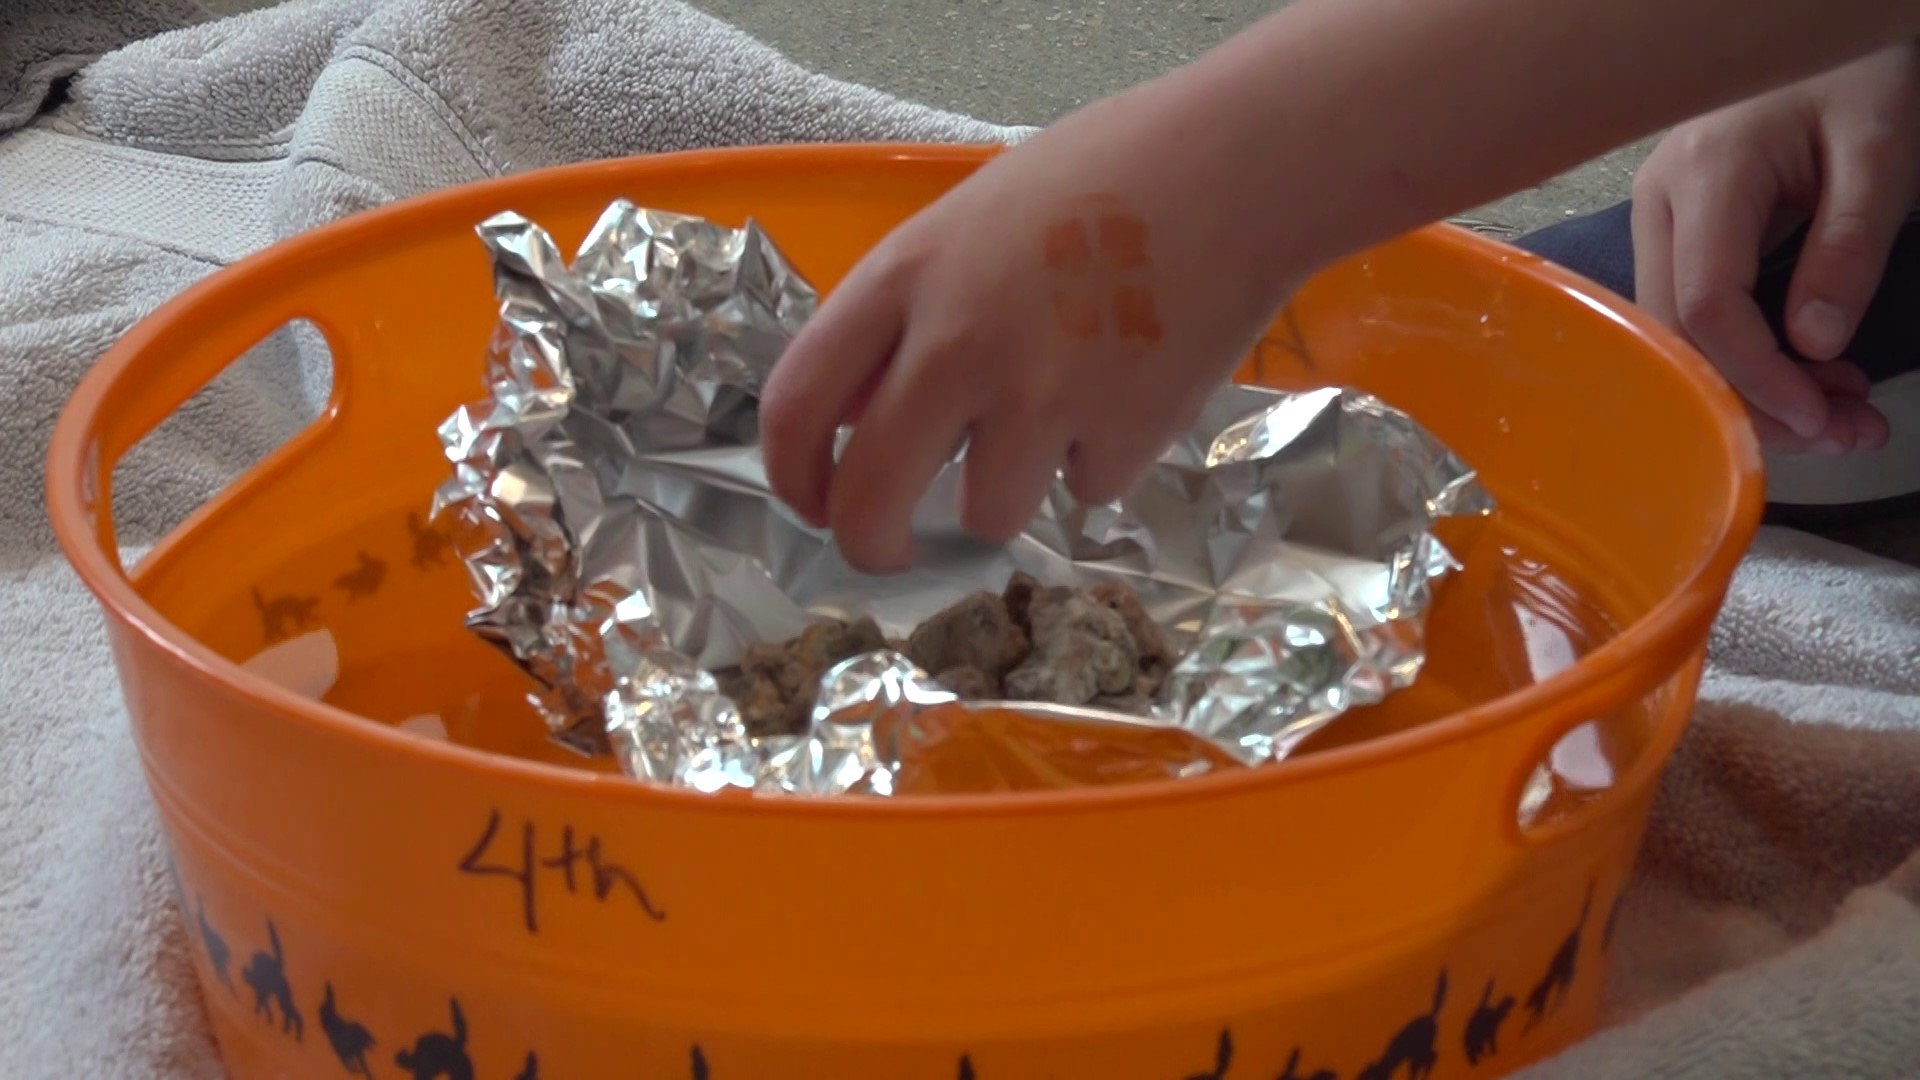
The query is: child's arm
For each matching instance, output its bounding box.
[760,0,1920,574]
[1180,0,1920,283]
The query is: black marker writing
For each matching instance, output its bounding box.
[1251,307,1314,378]
[457,810,667,933]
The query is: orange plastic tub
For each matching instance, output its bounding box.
[48,145,1762,1080]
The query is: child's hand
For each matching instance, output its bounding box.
[759,84,1297,573]
[759,0,1920,561]
[1630,42,1920,453]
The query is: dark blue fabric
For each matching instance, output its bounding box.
[1514,200,1920,385]
[1513,201,1639,302]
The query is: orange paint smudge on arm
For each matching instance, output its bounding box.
[1112,284,1164,342]
[1095,214,1151,269]
[1042,197,1158,343]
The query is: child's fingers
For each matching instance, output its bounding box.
[760,265,906,528]
[1806,359,1890,452]
[1833,396,1891,452]
[960,418,1071,542]
[1824,396,1890,452]
[826,328,991,573]
[1745,361,1886,454]
[1806,355,1872,400]
[1747,408,1808,452]
[1630,191,1677,318]
[1784,126,1912,361]
[1667,174,1828,440]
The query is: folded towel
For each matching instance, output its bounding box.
[0,0,211,135]
[1,2,1916,1077]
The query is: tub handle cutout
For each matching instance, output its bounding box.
[1508,647,1708,845]
[50,266,354,572]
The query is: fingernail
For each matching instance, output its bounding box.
[1810,434,1849,456]
[1796,301,1850,358]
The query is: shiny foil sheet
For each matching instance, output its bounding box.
[434,200,1493,797]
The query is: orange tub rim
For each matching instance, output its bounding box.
[44,142,1766,820]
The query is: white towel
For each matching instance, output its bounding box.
[1,2,1916,1077]
[0,0,211,134]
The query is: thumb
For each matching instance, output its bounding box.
[1784,130,1913,361]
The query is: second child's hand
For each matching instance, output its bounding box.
[1630,41,1920,453]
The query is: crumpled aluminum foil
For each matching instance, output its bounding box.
[434,200,1493,796]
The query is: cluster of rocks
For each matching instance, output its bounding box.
[715,573,1175,736]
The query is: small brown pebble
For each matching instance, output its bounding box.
[780,689,817,733]
[718,669,791,735]
[1033,588,1138,695]
[739,641,790,682]
[726,616,890,736]
[718,579,1174,731]
[1092,580,1174,670]
[935,665,1000,700]
[1003,571,1041,632]
[847,616,889,653]
[788,617,887,685]
[1004,587,1139,705]
[906,591,1030,677]
[744,614,879,699]
[715,669,751,708]
[1004,656,1097,704]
